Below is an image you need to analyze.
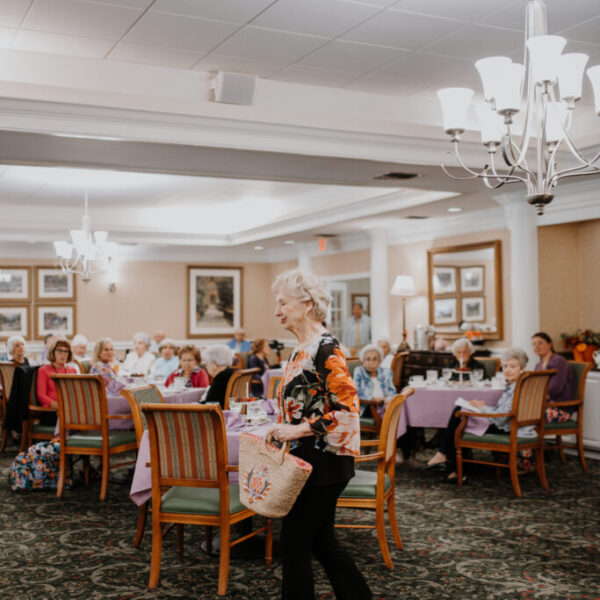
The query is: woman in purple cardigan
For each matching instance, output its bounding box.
[532,332,575,423]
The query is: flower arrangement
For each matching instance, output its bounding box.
[561,329,600,349]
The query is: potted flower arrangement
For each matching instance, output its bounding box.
[561,329,600,363]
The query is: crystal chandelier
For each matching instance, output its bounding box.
[436,0,600,215]
[53,189,118,284]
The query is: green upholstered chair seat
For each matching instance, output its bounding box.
[161,485,245,515]
[66,430,136,448]
[462,432,539,445]
[544,419,578,431]
[31,424,56,435]
[360,416,375,427]
[340,469,392,499]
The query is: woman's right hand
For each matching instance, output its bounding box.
[469,399,485,409]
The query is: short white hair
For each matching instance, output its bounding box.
[72,334,88,347]
[359,343,383,363]
[272,268,330,322]
[452,337,474,354]
[501,348,528,369]
[158,338,176,351]
[132,331,151,348]
[6,335,25,356]
[203,344,233,368]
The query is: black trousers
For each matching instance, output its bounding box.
[280,482,372,600]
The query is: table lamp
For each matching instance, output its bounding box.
[390,275,416,350]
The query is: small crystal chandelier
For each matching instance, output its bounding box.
[436,0,600,215]
[53,189,118,284]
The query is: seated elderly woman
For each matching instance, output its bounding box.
[426,348,532,482]
[150,338,179,381]
[165,345,209,389]
[122,332,156,376]
[377,338,395,369]
[1,335,30,367]
[71,334,90,361]
[90,338,119,386]
[202,344,235,408]
[36,339,78,426]
[448,337,485,379]
[353,343,396,415]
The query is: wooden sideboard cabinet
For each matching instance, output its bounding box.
[582,370,600,451]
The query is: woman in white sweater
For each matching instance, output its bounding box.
[121,331,156,375]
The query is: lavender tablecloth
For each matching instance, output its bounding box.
[130,409,276,506]
[396,385,504,438]
[261,368,284,397]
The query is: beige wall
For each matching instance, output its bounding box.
[538,219,600,349]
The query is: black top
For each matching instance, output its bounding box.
[448,355,485,380]
[203,367,235,409]
[248,354,269,396]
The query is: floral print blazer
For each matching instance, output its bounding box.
[278,332,360,457]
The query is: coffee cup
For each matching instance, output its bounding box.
[426,369,438,383]
[409,375,424,387]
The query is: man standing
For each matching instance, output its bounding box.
[226,328,252,353]
[342,303,371,354]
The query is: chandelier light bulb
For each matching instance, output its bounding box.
[494,63,524,116]
[526,35,567,84]
[475,56,512,102]
[476,103,504,145]
[587,65,600,115]
[557,53,589,102]
[436,87,474,134]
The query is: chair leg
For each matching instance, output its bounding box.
[556,435,567,463]
[83,456,90,487]
[375,500,392,569]
[509,452,522,498]
[576,432,589,473]
[176,525,184,561]
[217,523,231,596]
[265,518,273,567]
[205,526,213,554]
[0,428,8,453]
[100,453,109,501]
[134,502,148,548]
[148,514,163,589]
[456,447,463,488]
[387,491,403,550]
[57,449,67,498]
[535,447,549,491]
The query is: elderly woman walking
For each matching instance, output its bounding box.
[272,268,371,600]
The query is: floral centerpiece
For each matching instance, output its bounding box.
[561,329,600,362]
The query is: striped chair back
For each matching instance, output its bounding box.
[514,370,556,426]
[379,389,412,463]
[51,374,106,428]
[121,385,164,445]
[0,361,16,401]
[267,376,282,400]
[143,404,227,487]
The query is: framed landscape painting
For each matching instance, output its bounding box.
[0,267,31,302]
[36,305,76,338]
[36,268,76,301]
[433,266,456,295]
[462,297,485,322]
[187,267,242,337]
[460,266,484,293]
[433,298,457,325]
[0,306,29,339]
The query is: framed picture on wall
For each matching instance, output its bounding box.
[433,298,457,325]
[351,293,370,315]
[0,267,31,302]
[433,266,457,294]
[0,306,29,339]
[187,266,242,337]
[462,297,485,322]
[460,266,484,293]
[35,268,76,301]
[36,305,76,338]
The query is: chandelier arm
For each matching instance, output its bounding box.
[559,129,600,169]
[502,128,537,186]
[488,151,532,187]
[440,146,490,180]
[553,167,600,185]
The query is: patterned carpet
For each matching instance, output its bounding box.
[0,448,599,600]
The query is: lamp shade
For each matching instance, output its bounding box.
[53,240,73,259]
[526,35,566,84]
[436,87,474,133]
[390,275,416,296]
[494,62,524,115]
[476,103,504,145]
[558,53,589,101]
[475,56,512,102]
[587,65,600,115]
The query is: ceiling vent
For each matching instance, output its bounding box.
[374,172,420,181]
[210,71,256,105]
[404,215,429,219]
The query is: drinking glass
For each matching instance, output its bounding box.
[471,369,484,384]
[442,368,452,383]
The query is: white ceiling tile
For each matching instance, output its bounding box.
[193,53,285,77]
[562,15,600,45]
[422,24,524,60]
[394,0,518,21]
[81,0,154,8]
[251,0,380,38]
[346,0,398,6]
[151,0,274,22]
[0,25,15,47]
[299,40,407,72]
[0,0,32,28]
[214,26,327,62]
[108,41,203,68]
[344,72,413,95]
[124,12,239,52]
[23,0,143,39]
[273,64,362,87]
[12,29,115,58]
[341,8,466,50]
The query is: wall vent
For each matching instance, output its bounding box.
[374,172,420,180]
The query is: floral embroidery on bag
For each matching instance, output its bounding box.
[243,464,271,503]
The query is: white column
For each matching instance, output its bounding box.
[369,228,389,342]
[496,193,540,363]
[297,242,311,271]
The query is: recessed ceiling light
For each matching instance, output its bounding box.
[448,207,462,213]
[284,240,295,245]
[253,245,264,250]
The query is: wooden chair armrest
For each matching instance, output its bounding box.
[354,451,384,462]
[456,410,514,419]
[359,398,383,405]
[547,399,581,408]
[28,405,56,413]
[107,414,132,420]
[225,465,239,472]
[360,439,380,447]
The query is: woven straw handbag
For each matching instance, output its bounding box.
[239,431,313,518]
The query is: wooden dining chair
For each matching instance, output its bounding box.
[52,374,138,500]
[359,399,383,438]
[22,367,56,450]
[266,375,282,400]
[336,389,414,569]
[454,370,556,498]
[477,357,501,379]
[543,360,592,472]
[142,403,273,595]
[120,384,165,548]
[0,361,16,425]
[391,351,409,392]
[223,368,260,409]
[346,357,361,377]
